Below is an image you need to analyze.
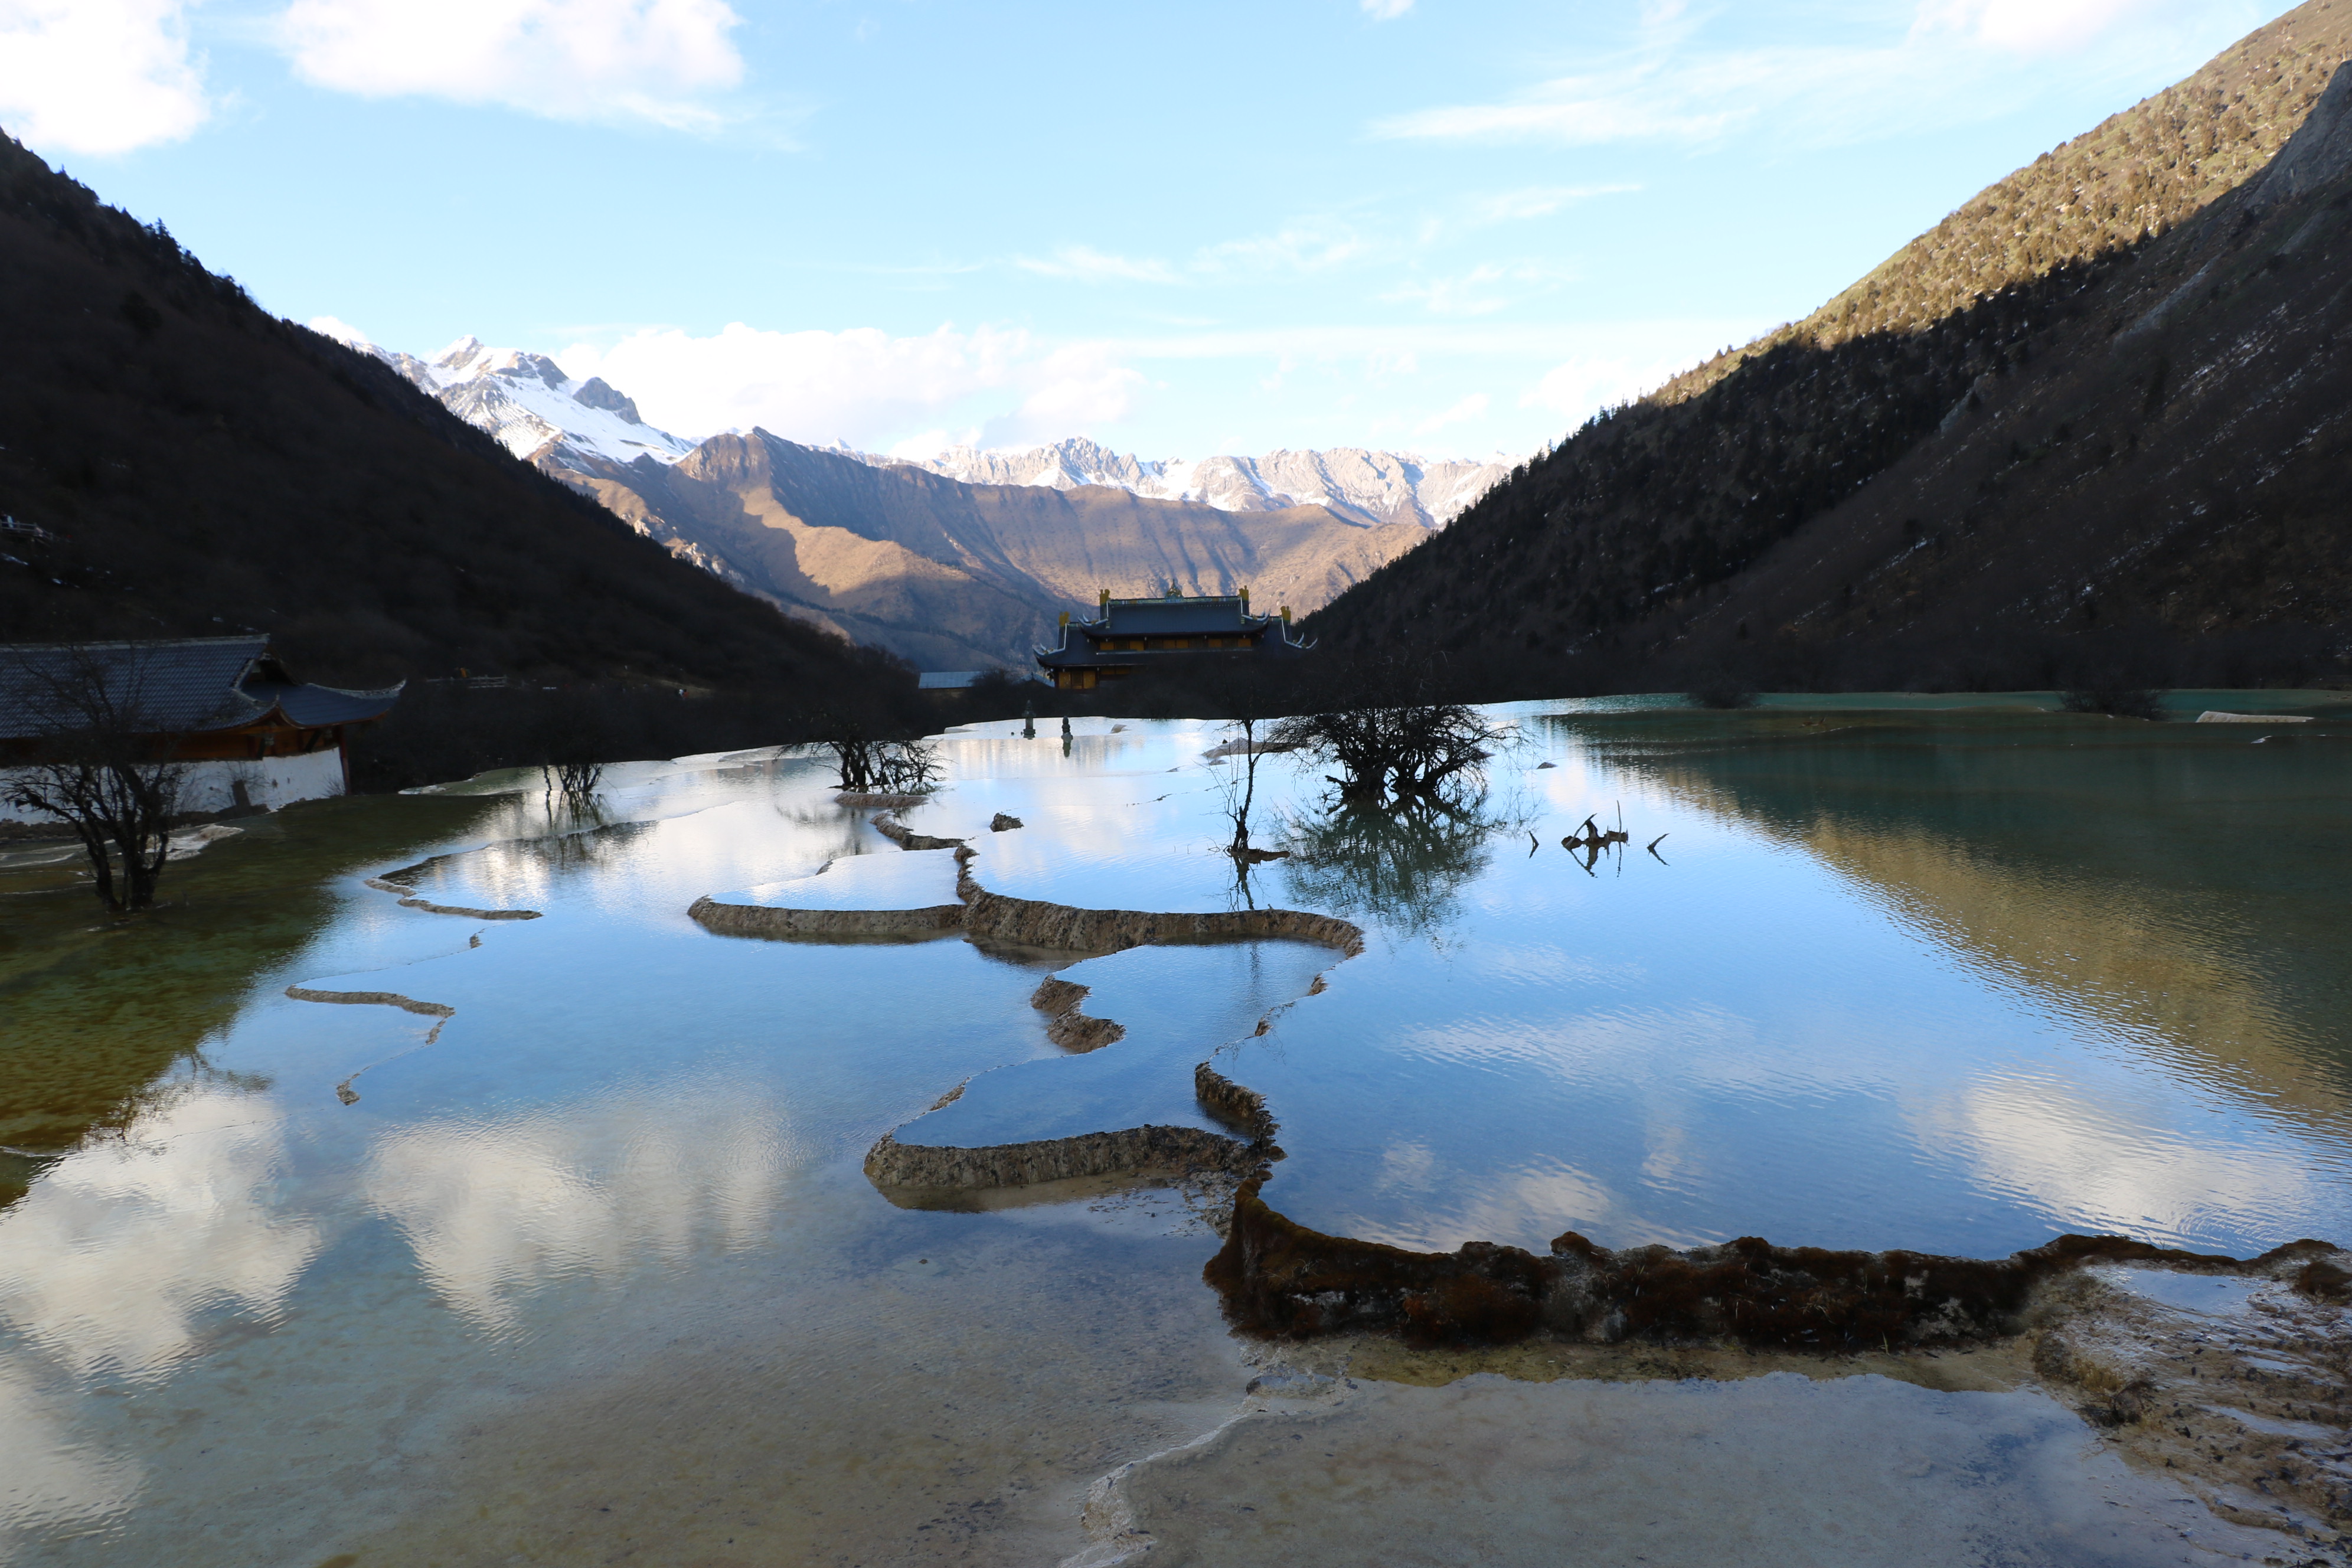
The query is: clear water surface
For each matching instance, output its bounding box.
[1,700,2346,1563]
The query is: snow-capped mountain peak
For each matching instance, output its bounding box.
[311,321,1513,526]
[871,437,1515,529]
[312,321,692,469]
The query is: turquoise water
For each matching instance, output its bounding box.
[1,704,2347,1562]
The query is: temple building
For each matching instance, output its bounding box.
[1034,587,1312,690]
[0,636,403,820]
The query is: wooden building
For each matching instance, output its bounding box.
[1,636,403,818]
[1034,587,1312,691]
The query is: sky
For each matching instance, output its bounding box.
[0,0,2302,462]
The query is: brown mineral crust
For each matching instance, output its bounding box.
[1206,1172,1554,1348]
[870,813,966,852]
[685,895,966,939]
[1208,1169,2345,1352]
[1030,975,1125,1051]
[2026,1263,2352,1536]
[863,1124,1257,1190]
[364,874,541,920]
[284,985,455,1019]
[959,886,1363,957]
[1194,1060,1279,1146]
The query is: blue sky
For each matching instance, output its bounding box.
[1,1,2297,461]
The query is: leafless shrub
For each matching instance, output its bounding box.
[1271,701,1502,809]
[3,644,191,912]
[825,733,941,795]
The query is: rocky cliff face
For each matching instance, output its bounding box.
[567,432,1429,668]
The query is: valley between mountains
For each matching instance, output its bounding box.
[332,331,1510,668]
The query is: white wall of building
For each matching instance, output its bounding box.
[1,747,347,825]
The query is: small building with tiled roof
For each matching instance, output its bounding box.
[1034,587,1312,690]
[1,636,402,821]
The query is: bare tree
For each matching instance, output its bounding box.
[824,735,941,795]
[4,645,192,912]
[1271,701,1502,809]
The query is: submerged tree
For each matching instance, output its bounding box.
[824,731,942,796]
[1278,798,1501,937]
[1270,656,1505,809]
[3,644,192,912]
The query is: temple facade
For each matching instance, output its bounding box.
[1034,587,1312,690]
[0,636,403,821]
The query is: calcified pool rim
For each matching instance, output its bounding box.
[688,812,2352,1360]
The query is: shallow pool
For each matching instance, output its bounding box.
[0,704,2346,1564]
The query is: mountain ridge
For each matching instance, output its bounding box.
[326,328,1442,667]
[0,133,907,703]
[1308,1,2352,693]
[563,432,1427,669]
[327,325,1510,530]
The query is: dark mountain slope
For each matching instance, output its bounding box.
[1660,70,2352,689]
[1308,4,2352,691]
[0,135,896,695]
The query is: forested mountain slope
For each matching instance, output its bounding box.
[1309,3,2352,692]
[0,135,900,698]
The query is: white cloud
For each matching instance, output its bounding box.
[307,313,375,349]
[275,0,745,129]
[998,342,1149,443]
[1015,246,1183,285]
[1415,391,1488,436]
[1520,351,1698,426]
[537,315,1759,463]
[1925,0,2153,54]
[1475,184,1640,222]
[0,1093,321,1379]
[886,427,974,460]
[1385,262,1572,317]
[1361,0,1414,17]
[0,1365,140,1557]
[558,320,1157,449]
[1195,220,1368,276]
[365,1088,789,1334]
[0,0,209,156]
[1370,0,2239,150]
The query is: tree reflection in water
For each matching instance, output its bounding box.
[1275,798,1503,938]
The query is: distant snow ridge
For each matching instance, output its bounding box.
[871,437,1514,529]
[312,322,1511,525]
[316,326,695,469]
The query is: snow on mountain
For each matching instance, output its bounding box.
[315,325,695,469]
[314,322,1511,527]
[865,437,1517,529]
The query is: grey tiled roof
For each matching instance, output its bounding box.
[1034,599,1312,667]
[0,637,402,740]
[1085,597,1265,636]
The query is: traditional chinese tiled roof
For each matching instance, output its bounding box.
[0,637,403,740]
[1034,592,1312,669]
